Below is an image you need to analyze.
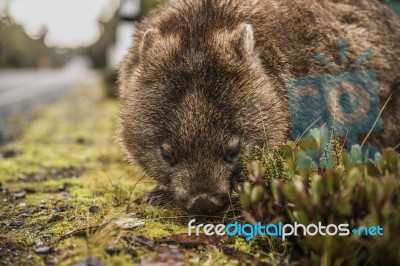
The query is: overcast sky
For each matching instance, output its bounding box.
[5,0,119,48]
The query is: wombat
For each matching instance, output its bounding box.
[118,0,400,214]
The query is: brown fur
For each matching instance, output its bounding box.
[118,0,400,212]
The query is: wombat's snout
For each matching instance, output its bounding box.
[186,194,229,214]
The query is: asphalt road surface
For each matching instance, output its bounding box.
[0,57,94,144]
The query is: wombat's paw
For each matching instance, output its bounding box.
[144,186,171,207]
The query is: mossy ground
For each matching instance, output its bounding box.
[0,76,252,266]
[6,73,394,265]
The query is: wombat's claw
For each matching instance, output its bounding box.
[144,187,170,207]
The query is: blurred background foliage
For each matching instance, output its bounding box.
[0,17,71,68]
[0,0,167,70]
[141,0,167,16]
[0,0,397,70]
[86,11,119,69]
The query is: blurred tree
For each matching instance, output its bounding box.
[0,16,69,69]
[140,0,167,17]
[85,10,119,69]
[86,0,167,69]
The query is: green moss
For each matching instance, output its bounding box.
[0,78,246,265]
[234,237,251,253]
[136,220,187,239]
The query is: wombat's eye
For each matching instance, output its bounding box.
[225,137,241,163]
[160,143,177,167]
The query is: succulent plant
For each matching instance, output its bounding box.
[239,135,400,265]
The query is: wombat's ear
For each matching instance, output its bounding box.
[139,28,160,59]
[232,23,255,56]
[138,28,179,62]
[212,24,255,61]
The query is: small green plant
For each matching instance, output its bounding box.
[239,130,400,265]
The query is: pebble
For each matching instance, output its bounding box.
[48,214,64,223]
[20,212,30,218]
[37,225,47,231]
[24,188,36,194]
[9,221,23,227]
[89,206,100,214]
[57,205,69,212]
[71,256,106,266]
[48,258,59,264]
[41,234,52,240]
[105,246,120,256]
[35,246,54,254]
[38,204,48,210]
[13,191,26,200]
[58,184,67,192]
[50,168,62,176]
[18,175,28,181]
[113,218,145,229]
[125,247,138,258]
[59,191,70,198]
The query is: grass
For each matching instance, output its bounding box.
[1,75,399,265]
[0,77,244,265]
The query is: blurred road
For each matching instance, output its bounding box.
[0,57,92,112]
[0,57,95,144]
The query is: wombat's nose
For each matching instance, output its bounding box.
[187,194,228,214]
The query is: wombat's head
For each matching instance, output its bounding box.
[118,23,287,214]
